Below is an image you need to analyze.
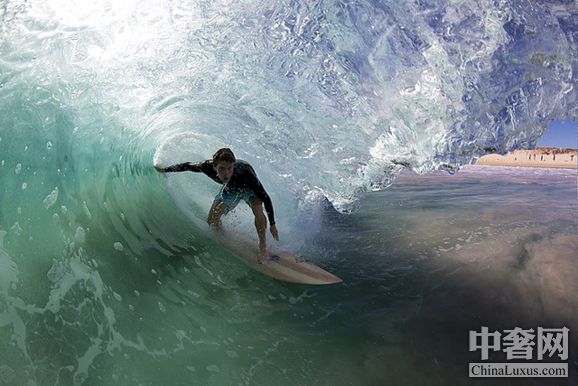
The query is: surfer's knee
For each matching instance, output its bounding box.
[254,211,266,223]
[249,198,263,213]
[207,215,217,227]
[252,204,266,222]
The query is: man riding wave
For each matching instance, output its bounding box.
[155,148,279,263]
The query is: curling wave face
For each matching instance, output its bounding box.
[0,1,576,383]
[1,0,575,212]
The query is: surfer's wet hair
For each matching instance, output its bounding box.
[213,148,236,164]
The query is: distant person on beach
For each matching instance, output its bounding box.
[155,148,279,263]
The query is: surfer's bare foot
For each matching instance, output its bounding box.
[258,243,269,264]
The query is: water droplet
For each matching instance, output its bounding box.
[176,330,186,340]
[75,227,86,243]
[46,141,53,150]
[21,182,27,190]
[43,187,59,209]
[82,201,92,219]
[10,222,22,236]
[15,163,22,174]
[113,242,124,251]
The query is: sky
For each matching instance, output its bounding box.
[537,118,577,149]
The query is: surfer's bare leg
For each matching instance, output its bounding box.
[207,200,227,231]
[250,198,268,263]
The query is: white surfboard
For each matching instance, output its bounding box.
[215,230,342,285]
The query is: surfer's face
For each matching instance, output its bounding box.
[215,161,234,182]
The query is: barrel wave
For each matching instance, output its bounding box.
[0,1,576,385]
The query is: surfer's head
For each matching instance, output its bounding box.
[213,148,236,182]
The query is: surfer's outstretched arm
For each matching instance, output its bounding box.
[155,161,205,173]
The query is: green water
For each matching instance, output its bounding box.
[2,154,577,385]
[1,0,577,384]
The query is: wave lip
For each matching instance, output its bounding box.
[2,0,576,211]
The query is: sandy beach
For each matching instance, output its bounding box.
[475,148,577,169]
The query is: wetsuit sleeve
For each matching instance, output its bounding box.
[162,160,212,173]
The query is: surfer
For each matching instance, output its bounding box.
[155,148,279,263]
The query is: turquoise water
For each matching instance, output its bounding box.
[2,163,577,385]
[1,1,577,385]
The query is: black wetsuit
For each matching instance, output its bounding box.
[163,160,276,226]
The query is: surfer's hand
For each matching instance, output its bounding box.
[270,224,279,241]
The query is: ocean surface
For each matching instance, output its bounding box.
[1,1,577,385]
[2,164,577,385]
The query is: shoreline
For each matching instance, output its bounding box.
[474,148,577,169]
[474,162,576,170]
